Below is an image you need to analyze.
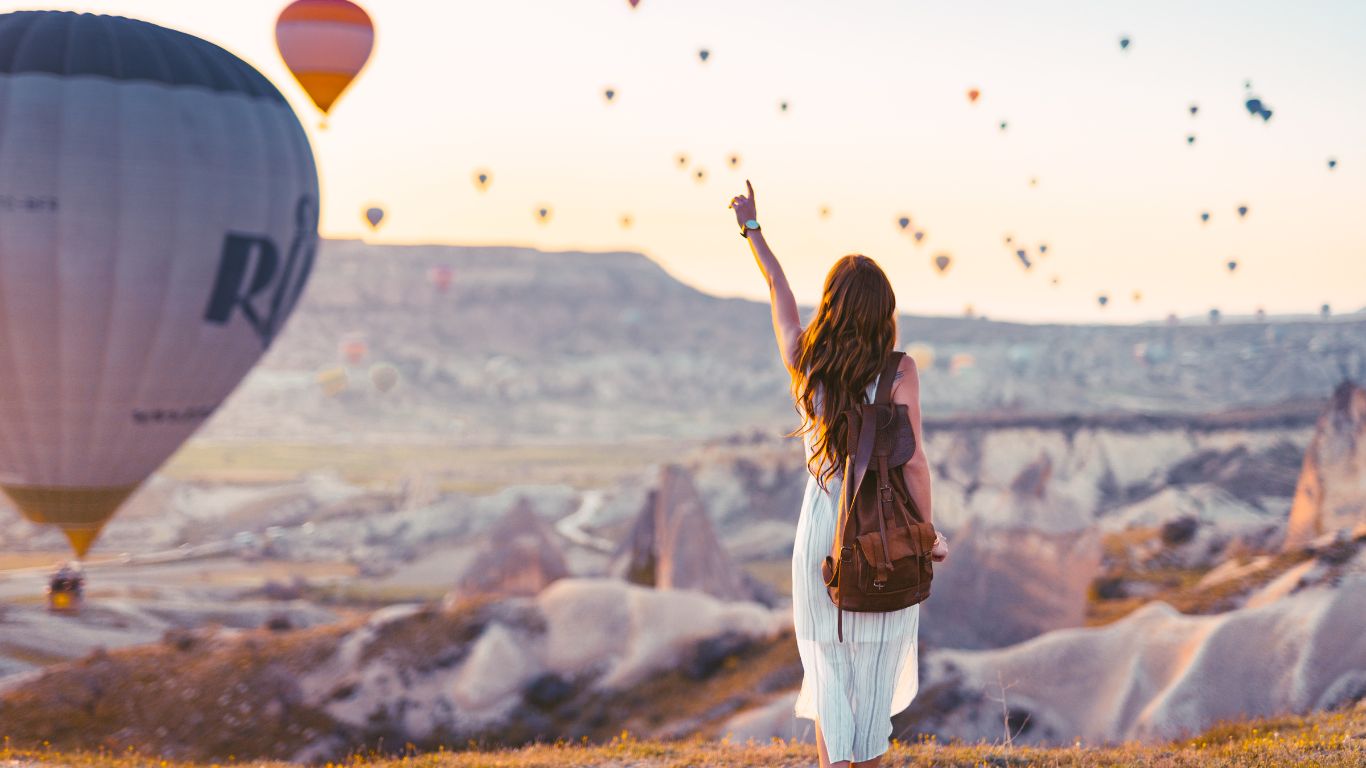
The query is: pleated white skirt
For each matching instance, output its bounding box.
[791,465,920,764]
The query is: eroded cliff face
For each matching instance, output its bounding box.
[1286,381,1366,549]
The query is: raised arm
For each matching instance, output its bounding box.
[730,180,802,372]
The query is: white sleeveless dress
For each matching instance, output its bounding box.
[791,368,920,764]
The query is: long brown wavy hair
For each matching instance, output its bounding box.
[787,254,898,493]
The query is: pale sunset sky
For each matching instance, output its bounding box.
[7,0,1365,322]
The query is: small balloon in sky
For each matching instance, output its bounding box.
[1038,243,1048,255]
[1029,177,1038,187]
[1097,294,1110,308]
[913,230,925,244]
[1015,249,1033,270]
[1321,303,1332,318]
[370,362,399,393]
[933,254,952,274]
[603,87,617,103]
[1258,107,1273,122]
[967,88,980,104]
[364,206,384,230]
[897,215,911,231]
[694,167,707,183]
[728,153,741,169]
[819,205,831,219]
[536,206,553,223]
[428,264,454,293]
[1226,259,1238,273]
[1186,134,1196,145]
[1189,103,1199,116]
[1209,308,1221,325]
[620,214,633,229]
[1327,158,1337,170]
[698,48,710,63]
[1237,204,1249,218]
[1255,307,1266,322]
[275,0,375,123]
[1132,291,1143,303]
[676,153,689,169]
[473,169,492,191]
[1119,35,1131,51]
[779,100,790,113]
[628,0,640,8]
[1004,235,1014,245]
[1201,211,1210,223]
[999,120,1008,131]
[1050,276,1061,287]
[1244,97,1263,116]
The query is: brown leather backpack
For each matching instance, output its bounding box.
[820,350,936,641]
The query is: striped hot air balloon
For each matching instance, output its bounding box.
[276,0,374,122]
[0,11,319,558]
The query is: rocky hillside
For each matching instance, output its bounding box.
[1286,381,1366,549]
[202,240,1366,443]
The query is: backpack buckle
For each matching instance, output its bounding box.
[840,545,854,563]
[879,485,893,503]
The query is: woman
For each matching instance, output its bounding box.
[729,181,949,768]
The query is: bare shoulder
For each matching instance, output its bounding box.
[890,353,920,401]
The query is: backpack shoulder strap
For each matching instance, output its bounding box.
[874,351,905,404]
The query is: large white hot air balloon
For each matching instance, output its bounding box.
[0,11,320,558]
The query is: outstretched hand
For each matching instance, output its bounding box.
[729,180,758,228]
[931,531,949,563]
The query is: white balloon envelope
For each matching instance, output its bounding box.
[0,11,320,556]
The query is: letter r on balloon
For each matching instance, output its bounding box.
[203,196,318,347]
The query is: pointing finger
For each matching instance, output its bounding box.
[746,179,754,202]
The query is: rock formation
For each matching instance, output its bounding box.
[452,496,569,597]
[609,463,768,604]
[1285,381,1366,550]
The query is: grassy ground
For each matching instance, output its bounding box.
[1,705,1362,767]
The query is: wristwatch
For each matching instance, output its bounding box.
[740,218,761,238]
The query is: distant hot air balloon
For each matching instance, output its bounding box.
[913,231,926,244]
[1186,134,1196,145]
[1004,235,1014,246]
[1132,291,1143,303]
[1050,276,1061,287]
[676,153,689,169]
[694,167,707,183]
[728,153,741,169]
[1015,250,1033,270]
[1226,259,1239,274]
[698,48,710,63]
[933,254,952,275]
[276,0,374,125]
[369,362,399,393]
[1327,158,1337,170]
[603,87,617,103]
[779,101,789,113]
[967,88,980,104]
[1201,211,1211,223]
[999,120,1008,131]
[317,367,348,397]
[1189,104,1199,116]
[1244,97,1263,116]
[1255,307,1267,322]
[1209,308,1221,325]
[620,214,634,229]
[364,206,384,230]
[897,216,911,231]
[428,265,454,293]
[535,206,553,224]
[0,11,321,559]
[1038,243,1048,255]
[1237,204,1249,219]
[819,206,832,219]
[1321,303,1332,318]
[628,0,640,8]
[1098,294,1110,308]
[1166,313,1180,326]
[1029,177,1039,187]
[1258,108,1273,122]
[474,170,492,191]
[1119,36,1131,50]
[340,336,368,365]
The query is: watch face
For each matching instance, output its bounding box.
[745,219,760,229]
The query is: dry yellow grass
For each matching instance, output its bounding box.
[2,705,1363,767]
